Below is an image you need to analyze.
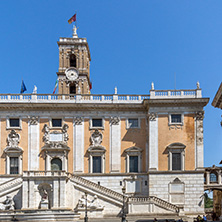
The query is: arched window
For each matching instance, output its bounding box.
[210,173,217,183]
[51,158,62,171]
[70,54,76,67]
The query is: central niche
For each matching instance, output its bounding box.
[51,158,62,171]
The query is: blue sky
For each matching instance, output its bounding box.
[0,0,221,167]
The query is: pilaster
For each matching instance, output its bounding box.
[28,116,39,170]
[148,112,158,170]
[195,111,204,169]
[110,117,121,173]
[73,117,84,173]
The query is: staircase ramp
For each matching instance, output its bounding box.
[0,177,23,198]
[67,173,123,206]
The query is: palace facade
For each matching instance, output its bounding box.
[0,27,209,221]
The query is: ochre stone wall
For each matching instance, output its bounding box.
[158,114,195,171]
[121,118,147,173]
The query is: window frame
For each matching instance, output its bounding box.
[124,146,142,173]
[6,118,22,130]
[50,118,63,129]
[126,118,140,129]
[88,147,106,173]
[4,149,23,175]
[167,143,186,171]
[90,118,104,130]
[168,113,184,126]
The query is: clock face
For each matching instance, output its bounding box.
[65,68,78,81]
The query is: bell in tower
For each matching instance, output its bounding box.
[57,26,91,95]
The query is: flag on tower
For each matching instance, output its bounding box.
[68,13,76,24]
[20,80,27,94]
[53,79,58,94]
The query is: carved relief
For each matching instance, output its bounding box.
[91,129,103,146]
[75,194,103,211]
[0,196,15,210]
[148,112,156,121]
[62,124,69,142]
[29,116,38,125]
[7,130,20,148]
[110,116,120,125]
[43,124,50,145]
[74,117,83,125]
[194,111,204,120]
[169,125,183,130]
[42,124,69,149]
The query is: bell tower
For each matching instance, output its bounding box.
[57,26,91,94]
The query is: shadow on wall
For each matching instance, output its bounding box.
[13,188,22,209]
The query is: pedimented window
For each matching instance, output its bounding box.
[167,143,186,171]
[3,130,23,174]
[124,146,142,173]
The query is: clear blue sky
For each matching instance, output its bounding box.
[0,0,221,167]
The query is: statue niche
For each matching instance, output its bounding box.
[38,183,52,209]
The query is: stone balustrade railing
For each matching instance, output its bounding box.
[0,177,23,193]
[67,173,123,202]
[129,196,179,212]
[150,89,202,99]
[23,171,67,177]
[0,94,149,104]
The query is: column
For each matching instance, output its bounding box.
[195,111,204,169]
[110,117,121,172]
[59,179,66,208]
[22,179,28,209]
[29,180,35,208]
[6,156,10,174]
[28,116,39,170]
[148,112,158,170]
[206,171,210,185]
[73,117,84,173]
[218,170,221,185]
[53,179,59,208]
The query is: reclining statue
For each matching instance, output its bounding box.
[0,196,15,210]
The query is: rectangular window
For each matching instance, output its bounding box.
[172,153,181,170]
[10,157,19,174]
[93,156,102,173]
[9,118,20,128]
[128,118,139,128]
[129,156,138,172]
[52,119,62,127]
[92,119,103,128]
[171,114,182,123]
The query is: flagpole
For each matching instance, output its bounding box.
[75,11,77,29]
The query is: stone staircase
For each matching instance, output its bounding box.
[67,173,179,215]
[67,173,123,206]
[0,177,23,198]
[128,196,179,213]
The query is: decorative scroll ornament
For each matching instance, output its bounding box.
[42,124,69,149]
[29,116,38,125]
[74,117,83,125]
[7,130,20,148]
[62,124,69,142]
[110,116,120,125]
[91,129,103,146]
[195,111,204,120]
[148,112,156,121]
[43,124,50,145]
